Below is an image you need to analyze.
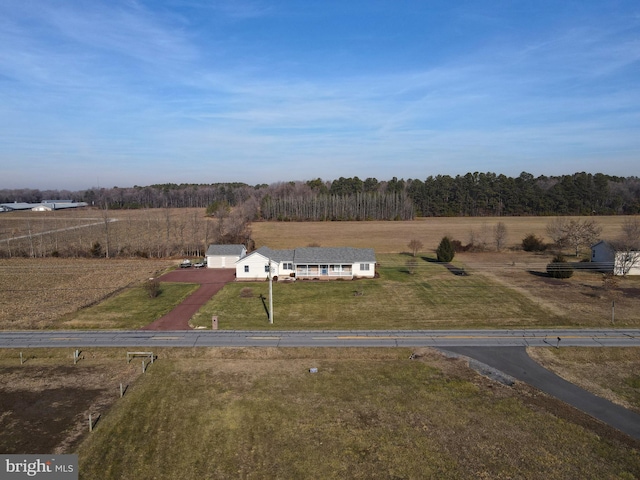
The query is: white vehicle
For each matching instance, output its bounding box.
[180,259,192,268]
[193,261,205,268]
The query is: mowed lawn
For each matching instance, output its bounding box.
[76,348,640,480]
[191,253,565,330]
[59,283,199,329]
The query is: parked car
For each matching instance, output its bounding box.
[180,259,192,268]
[193,260,205,268]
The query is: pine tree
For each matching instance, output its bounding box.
[436,237,455,263]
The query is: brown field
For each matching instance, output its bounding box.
[0,258,174,329]
[1,211,639,329]
[251,215,637,252]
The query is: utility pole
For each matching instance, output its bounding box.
[268,258,274,324]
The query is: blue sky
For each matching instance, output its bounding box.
[1,0,639,190]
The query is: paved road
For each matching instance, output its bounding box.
[442,346,640,440]
[0,329,639,348]
[3,329,639,441]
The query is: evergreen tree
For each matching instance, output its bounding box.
[436,236,455,262]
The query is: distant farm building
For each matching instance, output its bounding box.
[0,201,88,212]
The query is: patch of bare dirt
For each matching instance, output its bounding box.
[0,354,140,454]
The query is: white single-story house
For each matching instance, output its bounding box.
[235,246,377,281]
[591,240,640,276]
[206,244,247,268]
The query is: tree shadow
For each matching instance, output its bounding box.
[422,256,468,276]
[527,270,549,278]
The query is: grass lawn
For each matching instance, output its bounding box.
[191,253,566,330]
[58,283,199,329]
[76,348,640,480]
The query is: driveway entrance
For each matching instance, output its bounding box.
[140,268,236,331]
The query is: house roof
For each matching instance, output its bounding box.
[206,244,246,256]
[293,247,376,264]
[238,246,376,265]
[251,246,295,263]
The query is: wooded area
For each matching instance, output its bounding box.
[2,172,639,220]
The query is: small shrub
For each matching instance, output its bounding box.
[90,241,103,258]
[522,234,546,252]
[406,257,418,275]
[546,254,573,279]
[144,278,162,298]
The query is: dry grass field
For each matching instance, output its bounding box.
[72,348,640,480]
[1,212,639,477]
[1,211,639,329]
[2,348,639,479]
[0,258,174,329]
[251,215,636,253]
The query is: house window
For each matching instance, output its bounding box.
[244,265,249,273]
[265,265,270,273]
[283,262,293,270]
[360,263,370,271]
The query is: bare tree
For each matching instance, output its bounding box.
[610,218,640,276]
[468,223,491,251]
[493,222,507,251]
[546,218,602,256]
[407,239,423,257]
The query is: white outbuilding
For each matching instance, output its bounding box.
[205,244,247,269]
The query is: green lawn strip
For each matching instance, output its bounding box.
[58,283,200,329]
[76,350,640,480]
[191,254,564,329]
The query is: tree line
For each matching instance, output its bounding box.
[2,172,639,219]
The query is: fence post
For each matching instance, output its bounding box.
[120,383,124,398]
[89,414,93,432]
[19,352,23,365]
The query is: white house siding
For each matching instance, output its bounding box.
[206,244,247,269]
[356,262,376,278]
[236,253,280,281]
[207,255,241,268]
[236,246,376,281]
[614,252,640,276]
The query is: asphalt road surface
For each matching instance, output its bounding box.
[442,346,640,441]
[0,329,639,348]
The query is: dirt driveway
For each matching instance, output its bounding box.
[140,268,236,331]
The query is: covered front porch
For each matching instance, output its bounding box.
[295,264,353,279]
